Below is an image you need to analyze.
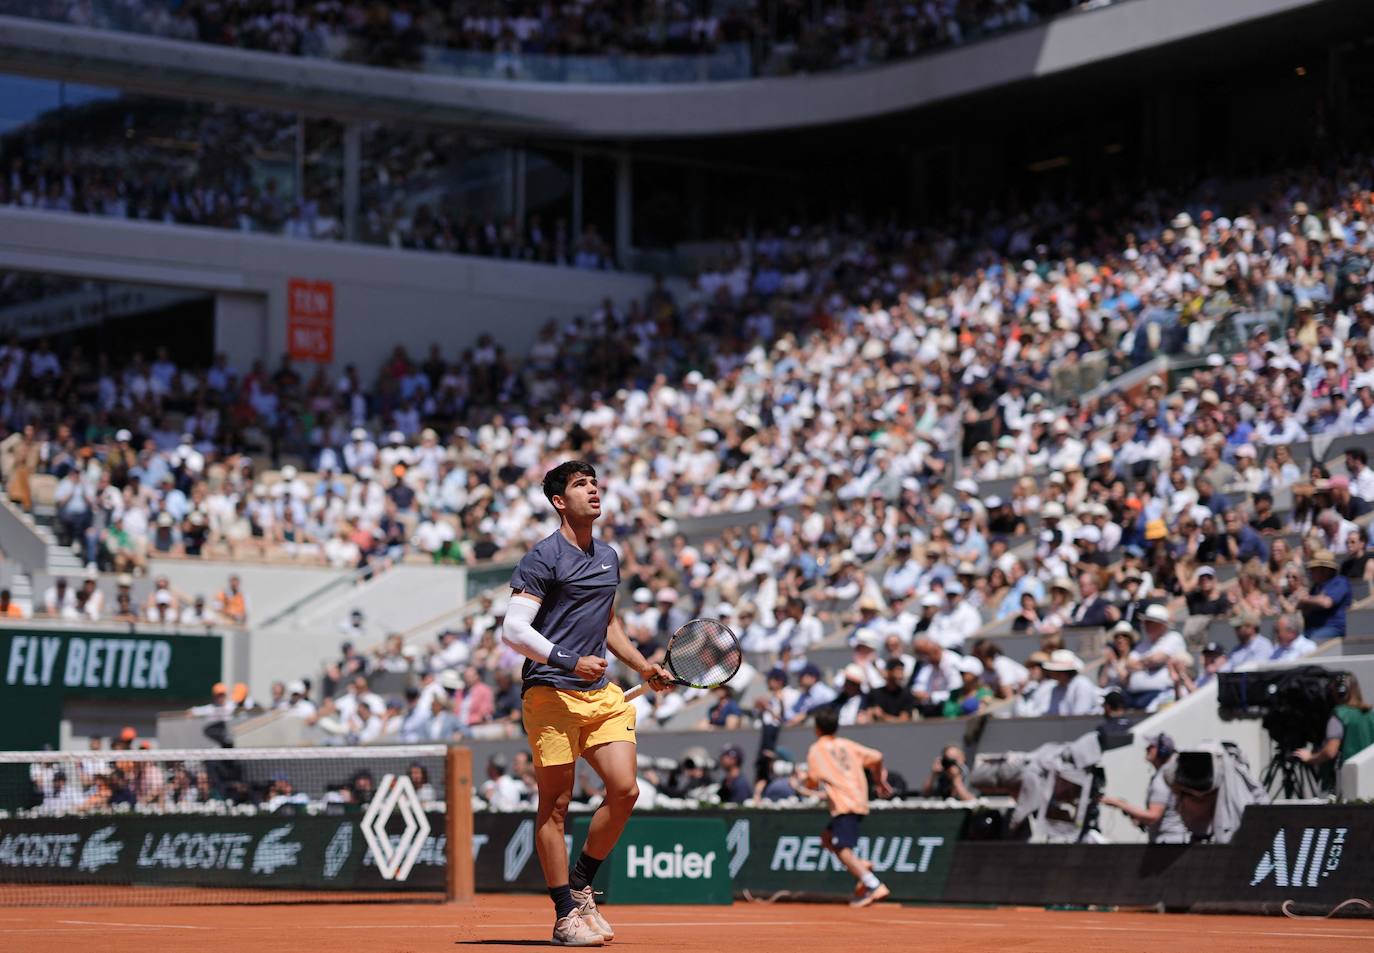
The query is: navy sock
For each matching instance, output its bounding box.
[549,884,577,919]
[569,852,605,891]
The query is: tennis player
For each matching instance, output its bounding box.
[502,460,670,947]
[804,706,893,907]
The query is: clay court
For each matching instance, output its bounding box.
[3,895,1373,953]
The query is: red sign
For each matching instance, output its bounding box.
[287,278,334,363]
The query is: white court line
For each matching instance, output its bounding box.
[58,919,210,930]
[873,919,1374,941]
[476,920,812,928]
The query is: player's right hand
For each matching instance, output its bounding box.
[574,655,608,680]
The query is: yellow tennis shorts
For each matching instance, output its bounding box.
[522,683,637,767]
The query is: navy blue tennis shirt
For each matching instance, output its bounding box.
[509,530,620,694]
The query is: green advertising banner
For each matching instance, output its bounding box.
[571,815,732,905]
[718,809,966,901]
[0,807,964,899]
[0,813,446,893]
[0,628,223,751]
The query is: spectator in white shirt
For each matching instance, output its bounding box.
[1031,650,1101,716]
[910,637,963,709]
[41,577,76,618]
[926,582,981,651]
[284,679,317,719]
[1344,448,1374,503]
[1125,604,1189,710]
[783,663,837,725]
[1269,613,1318,662]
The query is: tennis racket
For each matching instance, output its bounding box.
[623,618,742,702]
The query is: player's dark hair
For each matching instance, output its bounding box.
[543,460,596,504]
[813,706,840,736]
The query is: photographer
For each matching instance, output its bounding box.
[1100,733,1189,844]
[1291,673,1374,773]
[921,745,974,801]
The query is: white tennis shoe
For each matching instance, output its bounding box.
[552,912,605,946]
[571,886,615,940]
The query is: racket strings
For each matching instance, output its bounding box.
[668,619,742,687]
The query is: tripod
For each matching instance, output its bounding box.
[1261,739,1327,800]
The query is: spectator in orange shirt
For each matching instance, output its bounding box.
[214,574,249,625]
[803,707,892,908]
[0,589,24,618]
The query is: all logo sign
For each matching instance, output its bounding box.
[360,773,431,881]
[1250,827,1347,888]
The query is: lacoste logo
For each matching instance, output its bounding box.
[78,826,122,872]
[252,825,303,875]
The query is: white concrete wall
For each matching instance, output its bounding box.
[247,564,466,694]
[0,207,663,376]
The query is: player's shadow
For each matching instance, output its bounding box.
[455,942,553,947]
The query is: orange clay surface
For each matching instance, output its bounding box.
[2,893,1373,952]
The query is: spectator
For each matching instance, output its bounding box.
[1222,612,1274,671]
[41,577,75,618]
[910,637,963,714]
[1028,650,1100,716]
[702,685,745,730]
[784,663,837,726]
[284,680,317,719]
[187,681,236,719]
[214,574,249,625]
[480,754,528,810]
[1123,605,1188,710]
[456,665,495,728]
[717,746,751,804]
[860,658,916,723]
[1269,614,1318,662]
[0,588,24,618]
[971,639,1028,699]
[926,583,980,650]
[920,746,974,801]
[1286,550,1351,642]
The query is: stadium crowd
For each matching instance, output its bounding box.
[2,149,1373,784]
[1,97,613,266]
[1,0,1112,78]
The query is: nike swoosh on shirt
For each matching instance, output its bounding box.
[601,564,612,570]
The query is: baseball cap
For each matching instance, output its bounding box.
[287,680,307,695]
[799,663,822,680]
[1195,565,1216,579]
[211,682,227,695]
[766,668,788,684]
[1202,642,1225,656]
[633,587,653,604]
[119,726,137,742]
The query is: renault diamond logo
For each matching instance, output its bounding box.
[360,773,431,881]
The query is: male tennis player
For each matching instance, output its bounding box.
[804,706,893,907]
[502,461,670,947]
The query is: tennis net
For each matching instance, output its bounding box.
[0,745,473,905]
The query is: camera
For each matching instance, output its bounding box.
[941,755,958,770]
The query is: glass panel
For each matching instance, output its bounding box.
[0,0,1136,83]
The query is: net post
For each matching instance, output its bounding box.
[446,744,475,902]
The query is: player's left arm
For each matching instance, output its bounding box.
[606,605,671,690]
[857,742,892,798]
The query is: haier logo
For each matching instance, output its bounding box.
[626,844,717,879]
[1250,828,1347,887]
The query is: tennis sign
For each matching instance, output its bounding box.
[571,817,731,904]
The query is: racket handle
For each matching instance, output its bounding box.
[623,683,648,702]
